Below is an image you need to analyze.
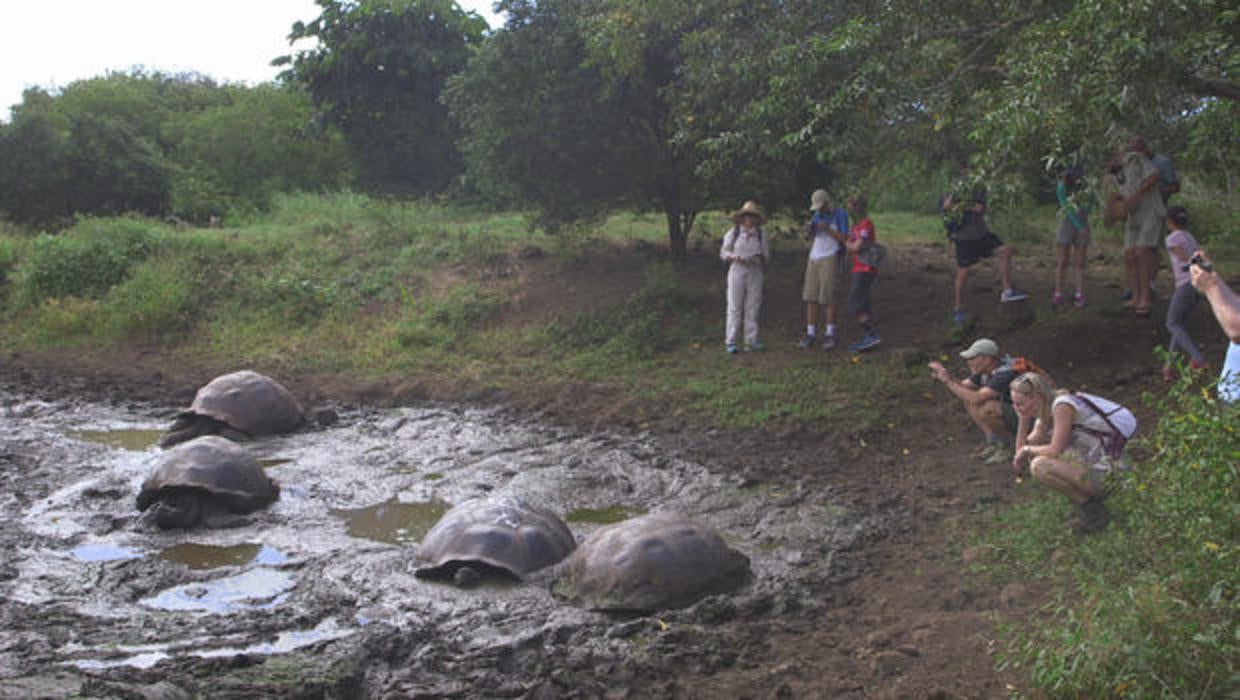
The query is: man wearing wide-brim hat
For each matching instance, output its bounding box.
[720,200,771,353]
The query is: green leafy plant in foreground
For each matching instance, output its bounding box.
[975,374,1237,698]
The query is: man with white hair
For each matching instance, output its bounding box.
[928,338,1021,463]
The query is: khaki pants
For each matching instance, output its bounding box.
[726,263,764,346]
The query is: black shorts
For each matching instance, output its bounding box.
[954,232,1004,268]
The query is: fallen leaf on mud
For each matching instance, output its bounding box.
[656,618,669,631]
[902,448,909,455]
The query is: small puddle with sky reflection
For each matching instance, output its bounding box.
[140,568,294,613]
[330,498,450,545]
[71,543,144,563]
[158,543,287,570]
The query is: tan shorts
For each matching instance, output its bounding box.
[802,256,839,305]
[1055,218,1090,247]
[1124,210,1162,249]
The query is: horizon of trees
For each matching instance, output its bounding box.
[0,0,1234,253]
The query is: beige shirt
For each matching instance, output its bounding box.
[1120,151,1166,228]
[720,225,770,265]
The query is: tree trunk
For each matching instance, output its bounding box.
[665,208,696,266]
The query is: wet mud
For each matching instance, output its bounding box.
[0,381,880,698]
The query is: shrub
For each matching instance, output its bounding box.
[17,217,162,304]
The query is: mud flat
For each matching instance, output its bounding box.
[0,389,879,697]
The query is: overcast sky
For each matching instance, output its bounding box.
[0,0,503,119]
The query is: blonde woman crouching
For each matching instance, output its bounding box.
[1009,372,1131,533]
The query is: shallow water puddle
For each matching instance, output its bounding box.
[140,568,294,613]
[566,505,647,525]
[331,497,450,545]
[71,650,171,670]
[158,543,287,570]
[71,542,144,563]
[67,429,163,451]
[257,458,293,469]
[193,617,354,658]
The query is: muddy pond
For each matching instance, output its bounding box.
[0,390,877,697]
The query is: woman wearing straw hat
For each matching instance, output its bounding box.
[720,200,771,353]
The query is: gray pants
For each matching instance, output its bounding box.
[726,263,763,346]
[1166,283,1204,364]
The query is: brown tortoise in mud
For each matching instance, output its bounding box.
[159,370,304,448]
[414,495,577,588]
[552,511,751,613]
[136,436,280,529]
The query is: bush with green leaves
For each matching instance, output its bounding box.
[17,217,162,304]
[979,374,1237,697]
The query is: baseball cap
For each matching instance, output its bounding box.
[960,338,1000,359]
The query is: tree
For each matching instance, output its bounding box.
[278,0,488,195]
[448,0,808,261]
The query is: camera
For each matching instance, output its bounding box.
[1181,253,1214,273]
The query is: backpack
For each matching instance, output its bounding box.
[857,242,887,268]
[1010,356,1047,377]
[1072,392,1137,459]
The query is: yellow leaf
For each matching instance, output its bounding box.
[656,618,669,631]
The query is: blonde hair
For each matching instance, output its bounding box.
[1010,371,1057,425]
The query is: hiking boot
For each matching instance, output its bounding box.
[849,332,881,352]
[1070,498,1111,534]
[798,335,815,349]
[726,343,739,354]
[821,334,836,351]
[1000,288,1030,303]
[1073,292,1088,308]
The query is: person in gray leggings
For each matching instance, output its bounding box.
[1162,205,1207,381]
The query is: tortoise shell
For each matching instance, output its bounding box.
[136,435,280,514]
[414,496,576,580]
[552,511,750,612]
[182,370,304,437]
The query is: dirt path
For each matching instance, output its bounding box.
[1,236,1224,697]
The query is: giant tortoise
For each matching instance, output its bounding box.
[552,511,751,612]
[414,495,576,588]
[136,435,280,529]
[159,370,304,448]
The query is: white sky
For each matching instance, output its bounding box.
[0,0,503,120]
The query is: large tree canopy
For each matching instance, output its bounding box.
[278,0,488,195]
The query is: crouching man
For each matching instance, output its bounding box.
[928,338,1020,463]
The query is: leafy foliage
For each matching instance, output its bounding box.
[16,218,162,303]
[279,0,487,195]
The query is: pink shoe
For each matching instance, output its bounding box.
[1162,366,1177,383]
[1190,359,1210,371]
[1051,292,1065,307]
[1073,292,1088,308]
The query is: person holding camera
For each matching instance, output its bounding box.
[1189,251,1240,403]
[720,200,771,354]
[799,190,849,350]
[1161,205,1208,381]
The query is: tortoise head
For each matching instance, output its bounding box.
[139,491,205,530]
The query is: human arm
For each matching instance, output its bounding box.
[1124,172,1161,212]
[1058,180,1089,232]
[1016,402,1074,464]
[720,228,738,263]
[1191,254,1240,341]
[928,362,995,406]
